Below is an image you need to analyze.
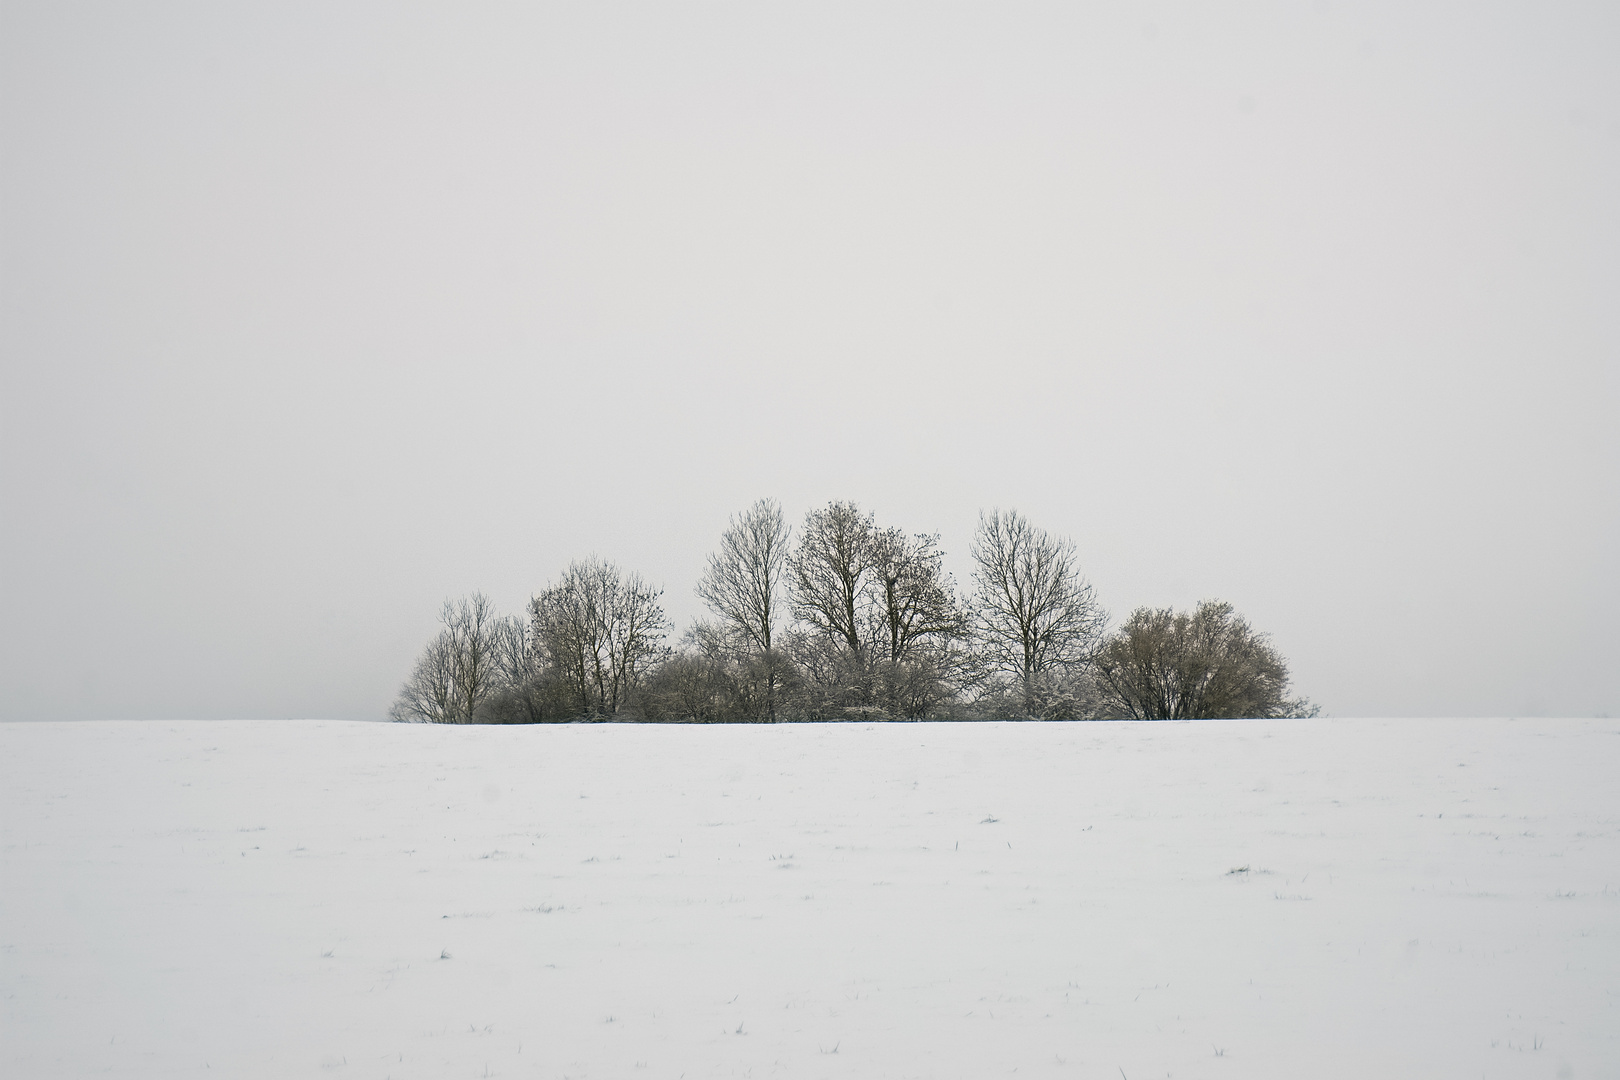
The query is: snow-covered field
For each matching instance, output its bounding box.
[2,718,1616,1079]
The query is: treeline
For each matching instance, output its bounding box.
[390,499,1316,723]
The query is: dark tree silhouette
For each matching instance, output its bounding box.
[1093,600,1316,719]
[969,509,1106,718]
[530,558,670,719]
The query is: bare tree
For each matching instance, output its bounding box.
[781,626,873,720]
[446,592,506,722]
[696,498,790,653]
[639,620,796,723]
[970,509,1107,718]
[480,613,558,724]
[389,592,508,723]
[696,498,792,720]
[496,615,536,688]
[789,501,880,664]
[530,557,671,719]
[640,649,733,723]
[868,529,969,718]
[871,529,967,664]
[788,501,967,718]
[389,630,457,723]
[1092,600,1317,719]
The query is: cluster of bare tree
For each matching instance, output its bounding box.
[391,499,1315,723]
[388,559,670,725]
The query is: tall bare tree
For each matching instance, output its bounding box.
[871,529,967,664]
[530,558,670,719]
[389,629,457,723]
[970,509,1107,717]
[695,498,792,720]
[788,501,967,718]
[1092,600,1317,719]
[696,498,790,653]
[390,592,508,723]
[789,501,879,663]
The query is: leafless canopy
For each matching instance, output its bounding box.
[530,557,670,719]
[389,504,1316,724]
[870,529,967,665]
[695,498,790,654]
[970,509,1106,714]
[788,501,967,717]
[389,592,511,724]
[789,501,881,662]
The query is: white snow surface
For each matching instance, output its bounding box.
[3,718,1617,1079]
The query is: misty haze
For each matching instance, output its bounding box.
[3,3,1616,1077]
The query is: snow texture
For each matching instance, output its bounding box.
[3,718,1617,1078]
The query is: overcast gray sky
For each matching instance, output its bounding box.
[3,1,1616,721]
